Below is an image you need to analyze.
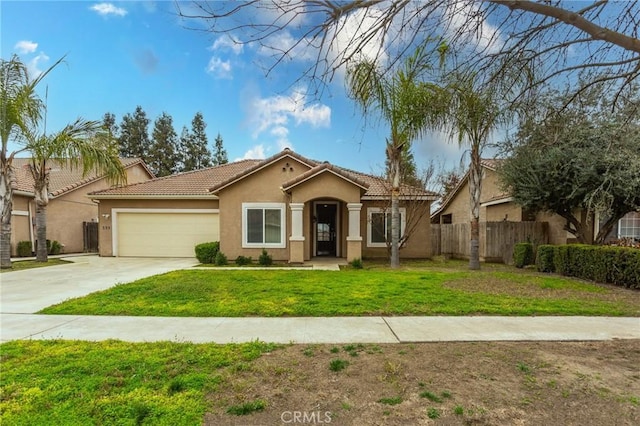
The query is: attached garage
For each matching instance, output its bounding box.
[114,209,219,257]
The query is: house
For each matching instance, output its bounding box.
[431,159,639,246]
[89,148,438,261]
[10,158,154,256]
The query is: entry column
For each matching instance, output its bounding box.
[289,203,305,263]
[346,203,362,262]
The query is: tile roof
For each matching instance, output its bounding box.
[10,158,150,197]
[90,160,261,197]
[90,149,438,199]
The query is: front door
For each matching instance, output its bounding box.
[315,203,337,256]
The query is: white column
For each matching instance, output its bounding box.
[289,203,305,241]
[347,203,362,241]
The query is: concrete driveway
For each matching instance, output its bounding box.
[0,255,198,314]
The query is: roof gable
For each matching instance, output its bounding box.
[430,158,505,218]
[209,148,317,194]
[281,163,370,192]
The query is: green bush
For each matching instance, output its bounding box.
[16,241,33,257]
[513,242,534,268]
[536,244,640,289]
[194,242,220,264]
[258,249,272,266]
[349,258,363,269]
[214,251,228,266]
[235,255,252,266]
[49,240,62,255]
[536,245,556,272]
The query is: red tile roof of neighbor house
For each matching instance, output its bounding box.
[90,149,438,199]
[10,158,152,197]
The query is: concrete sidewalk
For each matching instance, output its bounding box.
[2,314,638,344]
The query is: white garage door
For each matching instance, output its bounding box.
[116,211,219,257]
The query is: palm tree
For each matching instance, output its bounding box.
[440,70,524,270]
[346,46,445,268]
[25,119,126,262]
[0,55,63,268]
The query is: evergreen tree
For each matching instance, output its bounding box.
[102,112,118,140]
[182,112,213,171]
[212,132,228,166]
[148,112,179,177]
[118,106,150,160]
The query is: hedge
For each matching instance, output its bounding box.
[536,244,640,289]
[194,242,220,264]
[16,241,33,257]
[513,242,535,268]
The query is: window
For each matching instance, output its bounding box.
[242,203,286,248]
[367,207,406,247]
[618,212,640,240]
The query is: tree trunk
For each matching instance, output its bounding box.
[389,144,401,269]
[0,160,14,268]
[33,175,49,262]
[468,148,481,270]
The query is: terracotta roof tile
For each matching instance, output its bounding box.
[90,160,261,197]
[89,149,437,199]
[10,158,150,197]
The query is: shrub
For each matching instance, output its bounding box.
[537,244,640,289]
[235,255,252,266]
[349,258,363,269]
[16,241,33,257]
[513,242,534,268]
[214,251,228,266]
[258,249,272,266]
[49,240,62,255]
[194,242,220,264]
[536,245,556,273]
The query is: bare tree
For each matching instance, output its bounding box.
[178,1,639,105]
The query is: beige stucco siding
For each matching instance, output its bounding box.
[485,203,523,222]
[217,157,312,261]
[361,200,431,259]
[10,195,33,255]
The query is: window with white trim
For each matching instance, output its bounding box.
[618,212,640,240]
[367,207,406,247]
[242,203,286,248]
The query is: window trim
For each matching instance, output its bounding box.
[242,203,286,248]
[367,207,406,248]
[617,211,640,240]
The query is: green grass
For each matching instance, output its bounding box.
[0,258,71,273]
[378,396,403,405]
[226,399,266,415]
[39,268,639,317]
[0,340,276,425]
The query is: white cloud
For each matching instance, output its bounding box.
[211,36,243,55]
[257,31,316,62]
[237,144,267,161]
[14,40,38,54]
[27,52,50,78]
[248,88,330,142]
[90,3,128,17]
[206,56,232,79]
[243,87,330,152]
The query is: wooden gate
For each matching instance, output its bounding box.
[83,221,99,252]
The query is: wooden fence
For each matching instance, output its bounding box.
[431,221,549,264]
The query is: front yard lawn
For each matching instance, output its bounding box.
[0,258,71,273]
[39,268,640,317]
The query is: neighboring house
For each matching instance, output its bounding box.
[431,159,638,245]
[10,158,154,256]
[89,148,438,261]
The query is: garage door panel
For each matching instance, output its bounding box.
[117,212,219,257]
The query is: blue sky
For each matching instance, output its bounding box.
[1,1,469,175]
